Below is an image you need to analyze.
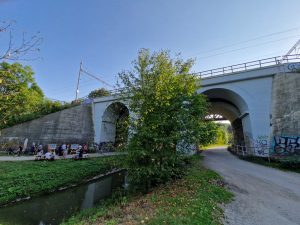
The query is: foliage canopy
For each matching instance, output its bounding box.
[88,88,110,99]
[118,49,217,191]
[0,62,44,126]
[0,62,72,129]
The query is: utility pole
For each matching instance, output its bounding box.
[281,39,300,63]
[75,61,82,100]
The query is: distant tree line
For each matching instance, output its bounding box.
[0,62,74,129]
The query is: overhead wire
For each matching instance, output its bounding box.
[80,67,114,88]
[46,26,300,100]
[196,35,300,59]
[192,26,300,56]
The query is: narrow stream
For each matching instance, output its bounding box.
[0,171,126,225]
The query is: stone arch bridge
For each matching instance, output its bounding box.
[1,55,300,156]
[92,55,300,156]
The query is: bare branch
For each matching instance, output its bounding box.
[0,20,13,33]
[0,20,42,61]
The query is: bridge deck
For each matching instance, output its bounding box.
[197,54,300,80]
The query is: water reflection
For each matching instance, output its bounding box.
[0,171,125,225]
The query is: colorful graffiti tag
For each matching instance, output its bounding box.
[254,135,269,155]
[273,136,300,155]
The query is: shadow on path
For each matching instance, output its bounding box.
[202,147,300,225]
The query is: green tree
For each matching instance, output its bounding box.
[88,88,110,99]
[0,62,44,127]
[118,49,216,192]
[214,124,229,145]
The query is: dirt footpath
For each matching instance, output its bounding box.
[203,147,300,225]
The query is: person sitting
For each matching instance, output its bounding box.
[30,145,35,155]
[73,145,83,160]
[8,147,14,155]
[78,145,83,159]
[38,144,43,154]
[83,144,88,154]
[17,145,23,156]
[35,149,44,160]
[57,144,63,156]
[45,150,55,161]
[83,152,89,159]
[62,143,68,159]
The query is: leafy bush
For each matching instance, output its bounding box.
[88,88,110,99]
[118,49,216,192]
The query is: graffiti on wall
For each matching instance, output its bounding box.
[286,62,300,72]
[244,133,270,156]
[273,136,300,155]
[254,135,270,155]
[232,134,300,156]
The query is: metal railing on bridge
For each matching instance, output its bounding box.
[79,54,300,101]
[229,144,271,160]
[196,54,300,79]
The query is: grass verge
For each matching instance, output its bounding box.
[62,156,233,225]
[240,155,300,173]
[0,155,125,205]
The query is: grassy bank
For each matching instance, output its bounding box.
[62,156,233,225]
[240,155,300,173]
[0,155,125,205]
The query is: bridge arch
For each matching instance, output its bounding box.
[99,101,129,148]
[199,87,253,147]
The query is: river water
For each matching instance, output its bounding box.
[0,171,126,225]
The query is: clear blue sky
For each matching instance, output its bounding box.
[1,0,300,101]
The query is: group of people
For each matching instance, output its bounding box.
[7,145,24,156]
[34,144,54,161]
[34,143,89,161]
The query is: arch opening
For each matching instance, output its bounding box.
[100,102,129,150]
[202,88,251,147]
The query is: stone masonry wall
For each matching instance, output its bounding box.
[271,72,300,136]
[0,104,94,146]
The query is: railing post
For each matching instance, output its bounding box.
[231,66,233,73]
[259,60,262,67]
[244,63,247,70]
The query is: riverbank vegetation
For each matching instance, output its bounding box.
[0,155,125,205]
[0,50,233,224]
[118,49,217,192]
[62,156,233,225]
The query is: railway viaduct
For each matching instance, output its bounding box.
[1,55,300,156]
[92,55,300,156]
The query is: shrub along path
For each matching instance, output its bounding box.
[0,155,125,206]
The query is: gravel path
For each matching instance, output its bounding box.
[203,147,300,225]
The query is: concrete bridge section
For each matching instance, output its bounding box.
[92,55,300,156]
[1,55,300,156]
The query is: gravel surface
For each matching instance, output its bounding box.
[203,147,300,225]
